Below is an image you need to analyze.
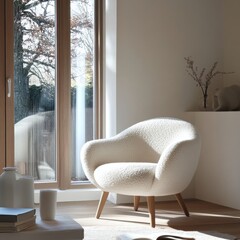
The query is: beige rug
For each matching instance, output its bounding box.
[81,226,236,240]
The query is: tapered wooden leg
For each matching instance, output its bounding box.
[175,193,190,217]
[147,196,155,228]
[134,196,140,211]
[96,191,109,219]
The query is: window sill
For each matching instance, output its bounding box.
[34,188,101,204]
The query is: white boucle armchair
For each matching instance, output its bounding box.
[81,118,201,227]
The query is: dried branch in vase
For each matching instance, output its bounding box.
[184,57,234,110]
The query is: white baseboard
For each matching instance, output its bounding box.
[108,183,195,204]
[34,182,194,204]
[108,193,175,204]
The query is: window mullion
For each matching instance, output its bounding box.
[94,0,104,139]
[5,0,14,168]
[0,1,6,172]
[56,0,71,190]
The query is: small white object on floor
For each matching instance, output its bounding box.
[116,230,236,240]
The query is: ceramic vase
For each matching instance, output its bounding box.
[0,167,34,208]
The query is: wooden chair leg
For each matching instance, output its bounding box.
[134,196,140,211]
[96,191,109,219]
[147,196,155,228]
[175,193,190,217]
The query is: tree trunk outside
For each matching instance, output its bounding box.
[14,1,30,123]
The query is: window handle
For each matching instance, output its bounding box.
[7,78,11,98]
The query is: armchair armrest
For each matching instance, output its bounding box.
[154,138,201,194]
[81,136,124,187]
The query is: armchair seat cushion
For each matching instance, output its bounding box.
[94,162,156,196]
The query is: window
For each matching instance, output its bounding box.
[0,0,103,189]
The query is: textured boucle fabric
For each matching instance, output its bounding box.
[81,118,201,196]
[94,162,156,195]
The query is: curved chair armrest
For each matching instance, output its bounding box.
[81,134,144,186]
[154,138,201,193]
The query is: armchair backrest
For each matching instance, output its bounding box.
[116,118,199,163]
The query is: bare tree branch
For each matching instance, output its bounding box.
[23,48,55,59]
[24,0,52,10]
[22,10,54,27]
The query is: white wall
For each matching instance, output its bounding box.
[192,0,240,210]
[115,0,223,132]
[193,112,240,210]
[105,0,225,132]
[222,0,240,86]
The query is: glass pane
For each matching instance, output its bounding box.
[71,0,95,182]
[14,0,56,181]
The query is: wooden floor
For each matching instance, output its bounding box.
[57,199,240,237]
[56,199,240,238]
